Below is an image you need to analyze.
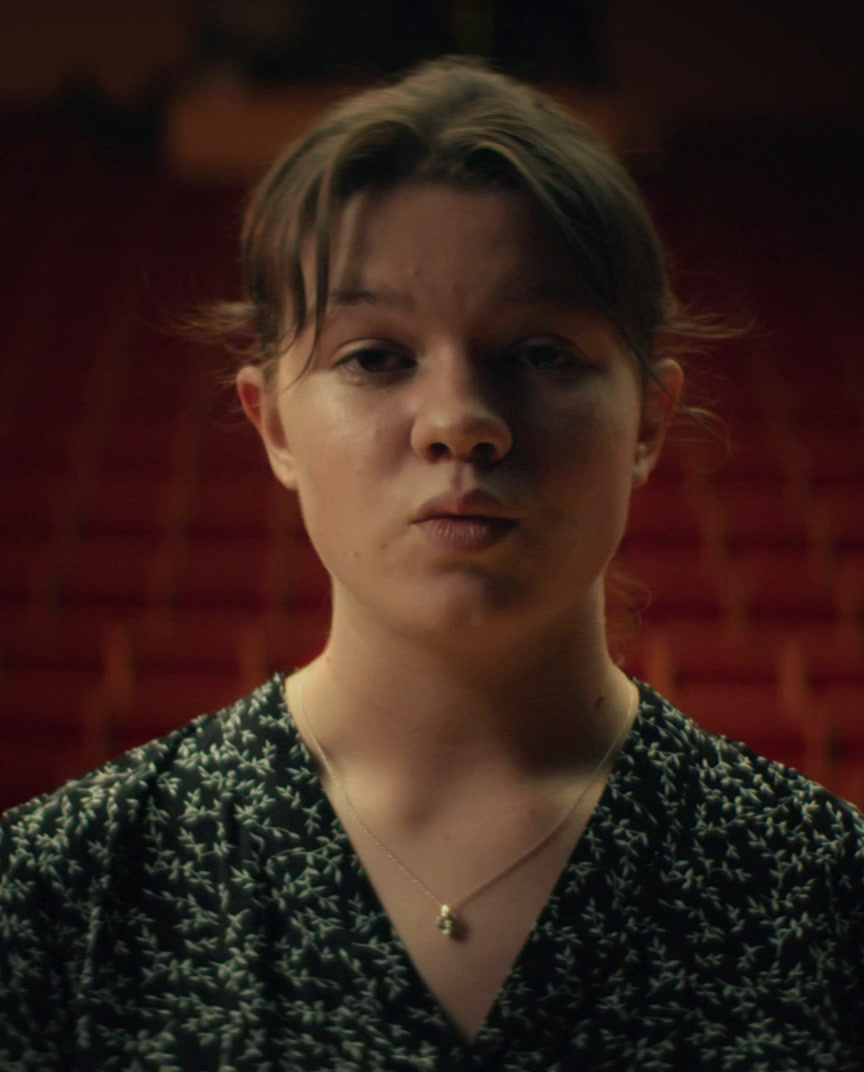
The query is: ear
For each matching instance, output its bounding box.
[632,358,684,487]
[236,364,298,490]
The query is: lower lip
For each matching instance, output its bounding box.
[416,517,517,552]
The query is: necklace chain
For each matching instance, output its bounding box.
[294,675,639,937]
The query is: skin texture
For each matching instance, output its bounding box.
[239,182,680,664]
[237,177,684,839]
[237,181,683,1041]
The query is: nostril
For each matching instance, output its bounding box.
[425,440,501,464]
[471,442,499,465]
[412,407,513,464]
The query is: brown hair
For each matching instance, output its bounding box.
[209,56,718,385]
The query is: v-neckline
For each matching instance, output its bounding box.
[277,673,644,1049]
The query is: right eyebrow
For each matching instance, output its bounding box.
[326,287,415,315]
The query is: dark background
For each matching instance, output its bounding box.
[1,0,862,810]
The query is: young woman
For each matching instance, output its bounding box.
[2,57,863,1071]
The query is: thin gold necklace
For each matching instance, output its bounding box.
[294,675,639,938]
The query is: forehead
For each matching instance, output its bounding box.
[324,182,579,310]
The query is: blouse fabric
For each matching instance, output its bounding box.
[1,674,863,1071]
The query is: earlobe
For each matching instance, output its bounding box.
[632,358,684,487]
[236,365,298,490]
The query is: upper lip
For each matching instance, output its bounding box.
[414,490,519,522]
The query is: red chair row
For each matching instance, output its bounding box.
[0,605,331,809]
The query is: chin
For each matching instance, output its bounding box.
[389,571,551,647]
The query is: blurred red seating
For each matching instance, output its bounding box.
[184,470,281,538]
[640,626,809,768]
[615,545,726,623]
[47,533,171,612]
[0,532,54,607]
[0,616,112,809]
[73,468,175,536]
[778,419,864,488]
[627,475,703,545]
[726,548,835,628]
[699,481,812,553]
[810,484,864,559]
[97,620,263,753]
[168,533,279,611]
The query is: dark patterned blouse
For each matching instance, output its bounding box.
[2,674,863,1071]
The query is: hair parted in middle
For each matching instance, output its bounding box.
[215,56,701,383]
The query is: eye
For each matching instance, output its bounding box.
[340,345,415,376]
[509,340,587,372]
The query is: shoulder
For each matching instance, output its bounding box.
[606,685,864,1062]
[633,681,864,893]
[0,674,289,903]
[0,675,296,1064]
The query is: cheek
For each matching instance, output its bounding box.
[533,390,640,474]
[287,408,391,550]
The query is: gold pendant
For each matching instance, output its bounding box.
[436,904,455,936]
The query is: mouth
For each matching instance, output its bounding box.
[412,490,520,551]
[414,514,518,552]
[414,489,518,523]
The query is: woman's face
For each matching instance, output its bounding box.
[239,182,681,643]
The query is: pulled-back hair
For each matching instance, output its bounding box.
[211,56,705,381]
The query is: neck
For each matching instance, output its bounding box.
[288,589,633,797]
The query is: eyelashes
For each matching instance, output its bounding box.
[336,338,594,381]
[340,346,415,375]
[507,342,589,372]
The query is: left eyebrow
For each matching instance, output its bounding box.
[322,281,583,323]
[325,287,416,315]
[494,280,581,307]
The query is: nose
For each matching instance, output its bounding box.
[410,353,513,465]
